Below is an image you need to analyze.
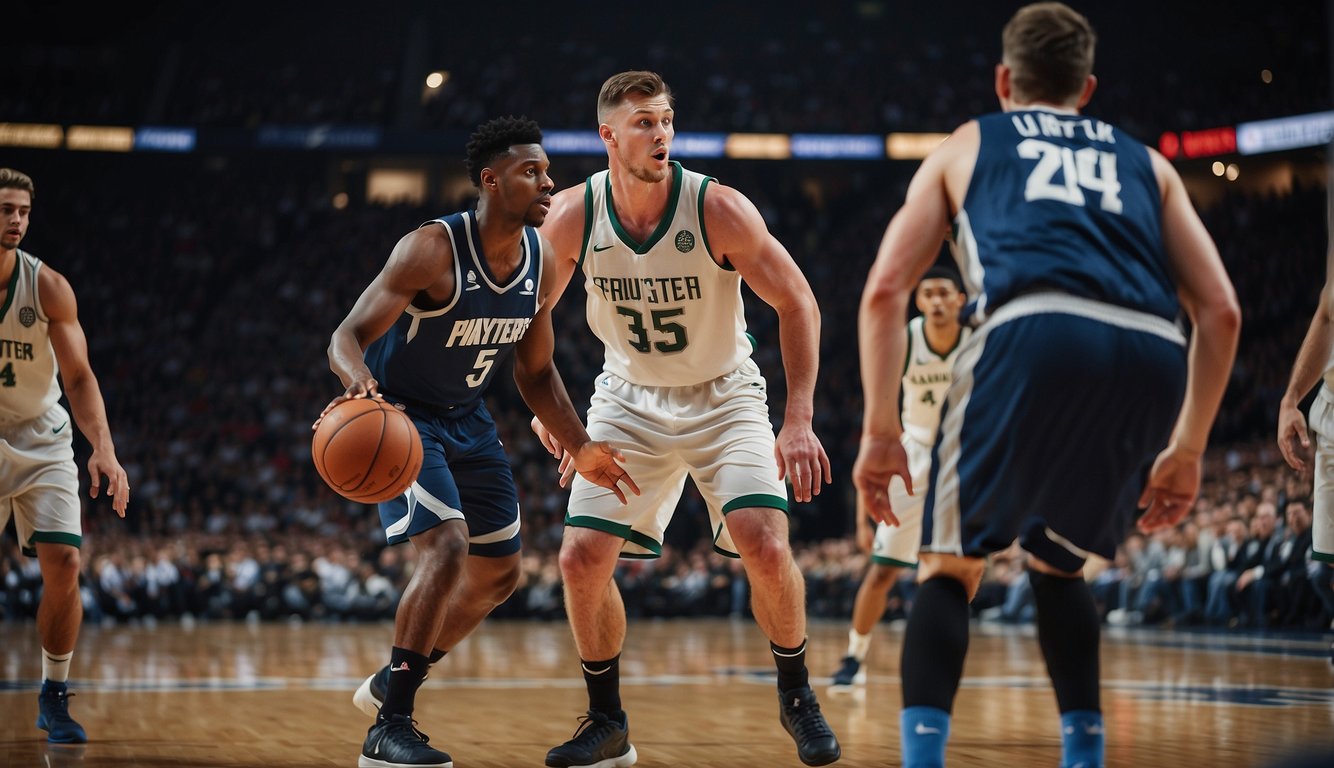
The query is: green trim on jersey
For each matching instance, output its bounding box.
[0,254,20,323]
[23,531,83,557]
[578,180,594,270]
[1314,549,1334,564]
[902,320,914,377]
[606,162,684,254]
[695,175,732,271]
[722,493,789,514]
[712,527,741,559]
[870,554,918,568]
[564,514,662,556]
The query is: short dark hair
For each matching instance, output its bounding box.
[597,71,673,123]
[1002,2,1096,105]
[465,116,543,187]
[0,168,35,200]
[921,264,963,292]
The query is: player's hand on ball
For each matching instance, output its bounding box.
[314,375,381,430]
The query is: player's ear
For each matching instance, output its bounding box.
[479,167,498,190]
[599,123,615,146]
[994,63,1011,107]
[1076,74,1098,109]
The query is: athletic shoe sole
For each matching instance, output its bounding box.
[353,673,384,718]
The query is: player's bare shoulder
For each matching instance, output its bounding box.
[35,260,77,320]
[386,220,456,294]
[700,181,769,257]
[542,182,589,263]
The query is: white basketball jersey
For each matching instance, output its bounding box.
[579,163,751,387]
[901,315,967,445]
[0,250,61,425]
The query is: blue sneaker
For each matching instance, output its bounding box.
[36,681,87,744]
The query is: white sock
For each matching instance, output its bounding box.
[43,649,73,683]
[847,629,872,662]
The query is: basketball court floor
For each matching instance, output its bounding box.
[1,618,1330,767]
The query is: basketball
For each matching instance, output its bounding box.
[312,398,423,504]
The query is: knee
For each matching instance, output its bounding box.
[39,545,81,587]
[485,560,522,605]
[419,526,469,570]
[737,530,792,576]
[558,538,613,584]
[866,565,899,591]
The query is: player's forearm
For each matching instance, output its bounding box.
[858,282,909,439]
[775,297,820,423]
[1281,301,1332,406]
[62,372,116,453]
[515,364,591,450]
[327,329,373,389]
[1172,299,1241,453]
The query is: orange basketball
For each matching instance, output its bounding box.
[312,398,423,504]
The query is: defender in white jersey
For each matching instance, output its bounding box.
[0,168,129,745]
[531,71,840,768]
[830,264,967,691]
[1277,253,1334,653]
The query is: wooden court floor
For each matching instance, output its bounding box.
[1,617,1331,767]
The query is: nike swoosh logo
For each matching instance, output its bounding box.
[592,243,615,252]
[52,421,68,434]
[914,723,941,735]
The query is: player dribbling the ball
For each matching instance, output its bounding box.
[319,116,638,768]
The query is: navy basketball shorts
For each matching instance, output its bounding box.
[922,293,1188,573]
[378,402,521,557]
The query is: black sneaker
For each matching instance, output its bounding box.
[828,655,866,691]
[545,710,637,768]
[359,713,453,768]
[354,665,392,717]
[779,687,841,766]
[36,681,87,744]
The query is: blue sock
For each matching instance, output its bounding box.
[901,706,950,768]
[1059,710,1104,768]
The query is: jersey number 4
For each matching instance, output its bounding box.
[617,307,688,353]
[1018,139,1123,213]
[0,362,14,387]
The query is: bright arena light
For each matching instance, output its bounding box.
[1225,163,1240,181]
[1211,161,1225,176]
[426,71,448,89]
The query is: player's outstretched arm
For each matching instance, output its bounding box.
[42,266,128,517]
[1138,151,1241,533]
[1277,274,1332,472]
[855,125,971,526]
[707,183,830,503]
[319,227,448,424]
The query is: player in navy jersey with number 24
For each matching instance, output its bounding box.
[854,4,1240,767]
[321,116,638,768]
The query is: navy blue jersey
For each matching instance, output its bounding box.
[954,109,1179,324]
[365,210,543,410]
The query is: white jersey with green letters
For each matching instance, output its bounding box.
[0,250,61,426]
[901,315,967,446]
[579,162,750,387]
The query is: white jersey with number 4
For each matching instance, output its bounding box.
[579,162,751,387]
[901,315,967,446]
[0,250,61,426]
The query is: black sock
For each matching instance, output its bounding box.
[771,639,809,693]
[1030,570,1101,713]
[901,577,970,712]
[380,647,431,720]
[429,648,447,664]
[581,655,622,718]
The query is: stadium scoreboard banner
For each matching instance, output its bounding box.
[3,112,1332,160]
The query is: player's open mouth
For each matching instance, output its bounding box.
[652,149,668,162]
